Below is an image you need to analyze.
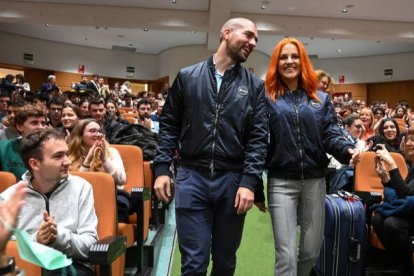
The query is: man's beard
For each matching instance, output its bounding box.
[140,113,149,120]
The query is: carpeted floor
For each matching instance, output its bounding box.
[170,204,275,275]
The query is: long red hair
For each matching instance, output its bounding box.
[265,37,319,102]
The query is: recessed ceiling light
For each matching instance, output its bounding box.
[129,43,134,47]
[341,9,348,13]
[45,23,51,27]
[143,28,149,32]
[260,5,266,9]
[172,0,177,3]
[337,49,342,53]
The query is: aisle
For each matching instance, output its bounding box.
[169,203,274,275]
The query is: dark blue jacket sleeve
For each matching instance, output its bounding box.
[240,82,269,191]
[153,73,184,178]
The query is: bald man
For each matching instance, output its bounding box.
[153,18,268,275]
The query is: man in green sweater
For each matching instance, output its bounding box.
[0,104,47,179]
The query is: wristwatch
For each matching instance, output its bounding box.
[0,256,15,275]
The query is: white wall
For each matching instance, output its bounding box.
[1,31,413,84]
[158,45,270,83]
[0,32,159,80]
[312,51,414,84]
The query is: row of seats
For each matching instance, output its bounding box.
[0,144,157,276]
[353,151,410,272]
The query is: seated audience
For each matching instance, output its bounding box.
[67,118,126,187]
[0,99,27,141]
[371,134,414,275]
[368,118,403,153]
[47,96,64,128]
[0,93,10,126]
[106,99,128,124]
[0,104,47,179]
[150,100,165,123]
[79,99,90,118]
[0,128,98,275]
[360,107,375,141]
[342,114,366,151]
[88,97,123,143]
[136,98,158,133]
[14,74,31,93]
[61,103,81,136]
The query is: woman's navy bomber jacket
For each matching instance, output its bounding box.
[266,88,354,180]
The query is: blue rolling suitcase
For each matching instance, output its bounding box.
[315,191,367,276]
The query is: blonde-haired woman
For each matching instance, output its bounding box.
[359,107,375,141]
[68,118,126,187]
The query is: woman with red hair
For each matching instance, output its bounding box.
[264,37,360,276]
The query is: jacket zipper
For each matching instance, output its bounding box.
[292,92,305,180]
[28,186,50,213]
[210,74,227,174]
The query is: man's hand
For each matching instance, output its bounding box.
[36,211,57,245]
[234,187,254,215]
[154,175,172,203]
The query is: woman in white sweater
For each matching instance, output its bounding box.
[67,118,126,187]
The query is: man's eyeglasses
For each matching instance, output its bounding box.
[353,124,363,129]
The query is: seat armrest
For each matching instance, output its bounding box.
[89,236,126,265]
[354,191,382,206]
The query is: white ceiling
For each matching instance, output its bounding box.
[0,0,414,59]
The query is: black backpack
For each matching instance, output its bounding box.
[111,124,158,161]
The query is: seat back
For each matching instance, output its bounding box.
[355,151,408,251]
[354,151,408,195]
[0,171,17,192]
[5,172,121,275]
[111,145,150,241]
[70,171,124,276]
[111,145,144,193]
[70,171,117,237]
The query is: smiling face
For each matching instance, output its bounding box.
[346,118,364,140]
[382,120,397,141]
[359,110,372,128]
[82,121,104,148]
[224,19,258,63]
[278,43,301,85]
[106,102,116,117]
[61,106,79,129]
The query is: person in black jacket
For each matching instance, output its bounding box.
[264,37,360,276]
[372,135,414,275]
[153,18,268,276]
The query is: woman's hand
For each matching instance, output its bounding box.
[97,141,106,162]
[400,136,406,155]
[374,156,390,183]
[85,141,98,164]
[375,144,397,170]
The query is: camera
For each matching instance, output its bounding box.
[371,145,380,152]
